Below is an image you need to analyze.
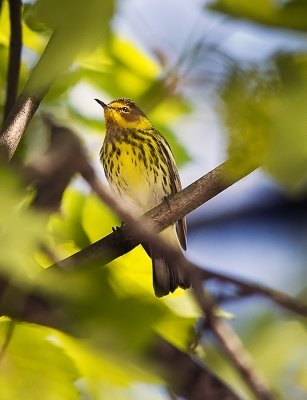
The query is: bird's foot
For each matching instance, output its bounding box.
[112,221,125,233]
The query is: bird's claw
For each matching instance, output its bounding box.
[112,221,125,233]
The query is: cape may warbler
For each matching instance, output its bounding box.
[96,98,190,297]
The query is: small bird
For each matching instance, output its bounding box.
[96,98,190,297]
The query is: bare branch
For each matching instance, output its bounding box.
[210,317,275,400]
[0,32,58,161]
[3,0,22,122]
[151,336,242,400]
[192,277,275,400]
[198,267,307,317]
[0,96,40,160]
[54,159,258,269]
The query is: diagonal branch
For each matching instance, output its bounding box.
[150,335,242,400]
[0,30,73,161]
[192,277,275,400]
[55,159,258,270]
[3,0,22,123]
[198,266,307,317]
[0,96,40,160]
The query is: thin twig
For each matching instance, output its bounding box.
[3,0,22,123]
[152,335,242,400]
[198,267,307,317]
[211,319,275,400]
[192,276,275,400]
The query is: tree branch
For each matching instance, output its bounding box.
[3,0,22,123]
[54,159,258,270]
[151,336,242,400]
[198,267,307,317]
[0,96,40,160]
[192,277,275,400]
[0,32,61,161]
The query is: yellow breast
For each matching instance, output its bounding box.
[102,138,171,212]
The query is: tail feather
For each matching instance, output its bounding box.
[152,253,190,298]
[149,225,190,297]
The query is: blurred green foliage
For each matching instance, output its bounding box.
[0,168,46,283]
[211,1,307,193]
[1,0,307,398]
[220,53,307,193]
[202,309,307,399]
[210,0,307,31]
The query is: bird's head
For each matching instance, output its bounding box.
[95,98,152,130]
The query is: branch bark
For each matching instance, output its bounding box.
[0,96,40,160]
[198,267,307,317]
[151,336,242,400]
[55,160,258,270]
[192,278,275,400]
[3,0,22,122]
[0,32,63,161]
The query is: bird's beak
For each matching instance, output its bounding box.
[95,98,108,109]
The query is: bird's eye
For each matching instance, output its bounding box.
[122,106,129,113]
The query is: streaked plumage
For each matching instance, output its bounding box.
[96,98,190,297]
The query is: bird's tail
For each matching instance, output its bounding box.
[151,226,190,297]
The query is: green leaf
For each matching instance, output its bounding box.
[265,54,307,192]
[220,54,307,193]
[0,168,47,283]
[48,188,90,253]
[79,36,160,99]
[0,321,80,400]
[0,1,10,47]
[220,67,275,177]
[23,0,115,96]
[210,0,307,31]
[81,193,119,243]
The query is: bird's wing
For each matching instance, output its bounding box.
[158,133,187,251]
